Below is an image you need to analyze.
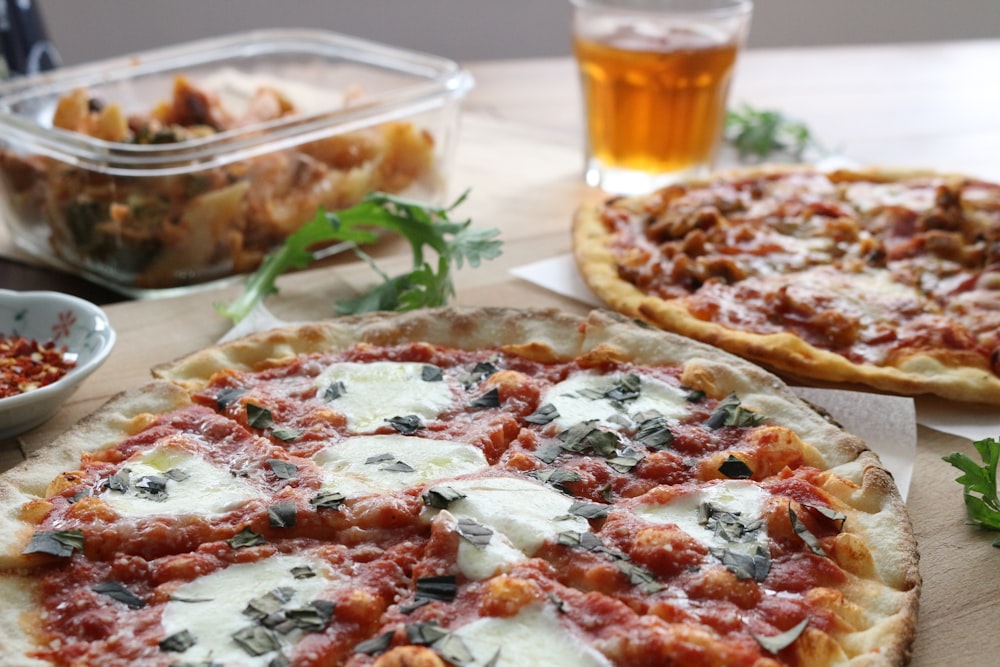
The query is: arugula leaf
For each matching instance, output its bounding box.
[725,103,823,162]
[216,191,502,323]
[943,437,1000,546]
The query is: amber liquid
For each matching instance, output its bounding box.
[575,30,738,180]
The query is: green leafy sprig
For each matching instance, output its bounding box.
[943,437,1000,547]
[725,103,824,162]
[216,191,502,323]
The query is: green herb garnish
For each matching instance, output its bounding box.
[943,437,1000,546]
[725,103,823,162]
[216,191,502,323]
[23,529,85,558]
[92,581,146,609]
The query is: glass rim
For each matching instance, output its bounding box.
[569,0,753,18]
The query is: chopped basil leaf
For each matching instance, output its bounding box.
[233,625,281,656]
[107,468,131,493]
[92,581,146,609]
[135,475,169,500]
[599,484,615,503]
[268,501,297,529]
[323,380,346,401]
[525,403,559,425]
[685,388,707,403]
[606,451,644,473]
[406,621,449,645]
[422,486,467,509]
[718,455,753,479]
[228,526,267,549]
[365,453,395,465]
[753,618,810,654]
[469,361,499,384]
[557,530,624,559]
[709,543,771,582]
[68,488,91,504]
[789,507,827,556]
[286,600,335,631]
[267,459,299,480]
[244,589,292,620]
[387,414,423,435]
[470,387,500,408]
[269,654,291,667]
[583,430,622,457]
[455,517,493,549]
[415,575,458,602]
[605,373,641,402]
[272,427,304,442]
[559,423,620,457]
[616,561,663,592]
[164,468,191,482]
[532,442,563,464]
[704,393,766,429]
[309,490,346,510]
[567,501,610,520]
[246,403,275,430]
[216,387,246,409]
[701,503,764,543]
[529,468,582,493]
[800,501,847,530]
[159,629,197,652]
[23,529,85,557]
[291,565,316,579]
[422,365,444,382]
[635,415,674,450]
[354,630,395,655]
[381,460,416,473]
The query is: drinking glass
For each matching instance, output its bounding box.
[571,0,753,194]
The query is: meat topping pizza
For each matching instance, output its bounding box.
[573,166,1000,403]
[0,308,919,666]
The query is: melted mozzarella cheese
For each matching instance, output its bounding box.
[160,555,339,666]
[844,181,938,213]
[99,445,260,518]
[453,604,612,667]
[433,477,590,580]
[313,361,455,433]
[542,370,689,431]
[636,480,769,549]
[313,434,488,497]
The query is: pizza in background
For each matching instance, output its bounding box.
[0,308,919,666]
[573,166,1000,404]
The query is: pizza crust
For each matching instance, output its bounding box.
[572,166,1000,404]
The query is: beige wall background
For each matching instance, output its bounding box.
[42,0,1000,65]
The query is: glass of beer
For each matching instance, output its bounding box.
[571,0,753,194]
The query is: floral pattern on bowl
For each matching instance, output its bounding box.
[0,289,116,439]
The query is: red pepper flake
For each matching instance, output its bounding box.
[0,335,77,399]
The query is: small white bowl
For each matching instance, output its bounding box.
[0,289,116,438]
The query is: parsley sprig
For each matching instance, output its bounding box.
[725,103,824,162]
[216,191,502,323]
[943,437,1000,547]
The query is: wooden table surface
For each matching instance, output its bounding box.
[3,40,1000,666]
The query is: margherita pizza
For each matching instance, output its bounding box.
[0,308,918,666]
[573,166,1000,404]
